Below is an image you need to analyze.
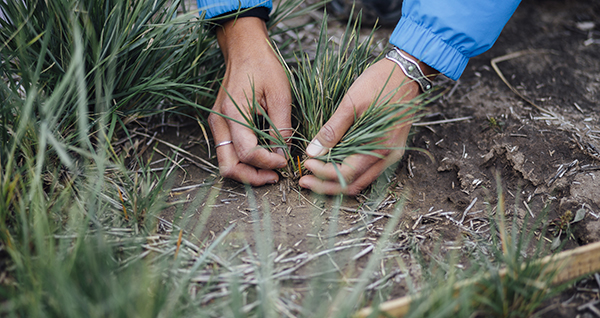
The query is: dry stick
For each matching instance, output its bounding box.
[196,118,212,159]
[117,187,129,220]
[272,243,372,279]
[413,116,472,127]
[153,147,187,175]
[523,201,535,218]
[211,186,247,197]
[355,240,600,318]
[340,206,394,218]
[459,197,478,224]
[171,182,214,193]
[290,188,327,213]
[174,229,183,260]
[490,50,558,117]
[577,300,600,317]
[332,216,385,237]
[134,131,218,172]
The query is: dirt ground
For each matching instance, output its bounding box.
[144,0,600,315]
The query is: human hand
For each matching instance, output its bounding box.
[299,54,436,195]
[208,17,292,186]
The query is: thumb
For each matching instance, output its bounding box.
[306,95,358,157]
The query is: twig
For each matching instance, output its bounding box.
[340,206,394,218]
[134,130,218,172]
[331,216,384,237]
[523,201,535,218]
[413,116,472,127]
[174,229,183,260]
[490,50,558,117]
[460,197,478,224]
[352,244,374,260]
[365,269,404,290]
[171,182,214,192]
[211,186,246,197]
[547,159,578,186]
[272,243,371,279]
[445,79,460,99]
[291,188,326,213]
[577,299,600,317]
[412,214,423,230]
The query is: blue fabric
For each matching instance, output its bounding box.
[390,0,521,80]
[199,0,519,80]
[197,0,272,19]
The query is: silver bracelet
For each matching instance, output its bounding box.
[385,47,433,93]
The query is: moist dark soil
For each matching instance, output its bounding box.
[138,0,600,316]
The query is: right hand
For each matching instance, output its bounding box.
[208,17,292,186]
[299,53,436,196]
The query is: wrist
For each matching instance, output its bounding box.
[216,17,270,62]
[386,47,438,92]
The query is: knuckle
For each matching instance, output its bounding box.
[346,186,362,196]
[340,164,358,183]
[219,164,235,179]
[208,113,219,125]
[378,149,392,158]
[236,148,256,164]
[319,123,337,144]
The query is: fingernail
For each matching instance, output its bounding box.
[306,139,326,157]
[277,161,287,169]
[268,179,278,184]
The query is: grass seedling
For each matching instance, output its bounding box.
[0,0,220,135]
[287,9,379,149]
[404,178,567,318]
[281,9,438,184]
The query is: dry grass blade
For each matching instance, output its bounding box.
[278,9,441,185]
[134,130,218,172]
[356,241,600,318]
[413,116,472,127]
[491,50,558,117]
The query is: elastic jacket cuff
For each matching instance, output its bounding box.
[211,7,270,26]
[390,17,468,81]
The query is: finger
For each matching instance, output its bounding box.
[209,112,280,186]
[303,150,383,183]
[300,149,404,196]
[305,94,357,157]
[298,175,345,195]
[264,88,293,157]
[341,149,405,195]
[304,61,399,158]
[305,111,412,179]
[218,150,280,186]
[221,98,287,170]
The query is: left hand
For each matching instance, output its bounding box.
[208,17,292,186]
[298,55,434,196]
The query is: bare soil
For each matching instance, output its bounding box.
[143,0,600,315]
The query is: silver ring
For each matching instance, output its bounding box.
[215,140,233,148]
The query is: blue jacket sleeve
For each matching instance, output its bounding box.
[197,0,272,19]
[390,0,521,80]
